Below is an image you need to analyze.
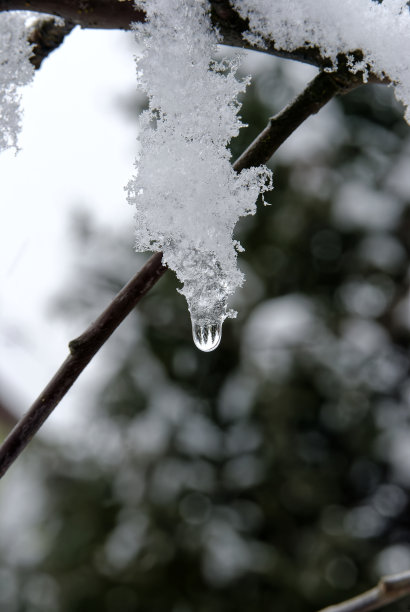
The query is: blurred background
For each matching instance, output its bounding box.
[1,26,410,612]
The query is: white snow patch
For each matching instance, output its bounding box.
[232,0,410,123]
[0,12,34,151]
[127,0,272,332]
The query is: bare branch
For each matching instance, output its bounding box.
[318,570,410,612]
[233,69,360,172]
[27,17,75,69]
[0,252,166,478]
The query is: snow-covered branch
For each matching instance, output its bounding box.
[0,0,393,84]
[0,52,352,476]
[317,570,410,612]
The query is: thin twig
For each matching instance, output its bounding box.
[0,63,358,478]
[318,570,410,612]
[233,70,360,173]
[0,252,166,478]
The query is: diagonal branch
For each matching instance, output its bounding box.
[233,69,359,173]
[0,253,166,478]
[0,67,358,478]
[317,570,410,612]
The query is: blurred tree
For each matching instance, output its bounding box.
[1,58,410,612]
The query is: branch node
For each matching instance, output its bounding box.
[68,337,83,355]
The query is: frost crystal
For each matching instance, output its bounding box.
[232,0,410,123]
[0,12,34,151]
[127,0,272,349]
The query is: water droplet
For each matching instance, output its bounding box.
[192,320,222,352]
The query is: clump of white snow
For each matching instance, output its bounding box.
[127,0,272,340]
[232,0,410,123]
[0,12,34,151]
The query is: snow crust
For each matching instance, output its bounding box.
[0,12,34,151]
[127,0,272,329]
[232,0,410,123]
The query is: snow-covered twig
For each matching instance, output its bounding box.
[318,570,410,612]
[0,61,360,477]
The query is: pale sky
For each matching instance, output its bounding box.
[0,27,139,434]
